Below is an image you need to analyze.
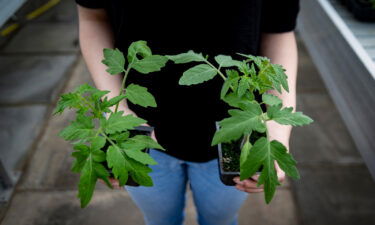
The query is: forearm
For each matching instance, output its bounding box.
[77,6,133,114]
[259,32,298,150]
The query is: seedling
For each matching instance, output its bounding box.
[168,51,314,203]
[53,41,167,208]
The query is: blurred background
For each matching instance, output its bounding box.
[0,0,374,224]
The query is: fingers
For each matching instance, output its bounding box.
[151,131,158,142]
[109,178,122,189]
[233,176,264,193]
[99,178,123,189]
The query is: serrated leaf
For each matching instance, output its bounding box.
[179,64,217,85]
[212,103,265,145]
[166,50,205,64]
[53,93,81,115]
[101,95,127,109]
[123,147,157,165]
[222,92,254,108]
[262,93,282,106]
[132,55,168,74]
[226,69,240,79]
[109,131,130,143]
[94,162,112,188]
[59,114,94,141]
[78,157,97,208]
[215,55,241,68]
[106,146,128,186]
[105,111,147,134]
[220,78,232,99]
[240,140,251,166]
[130,170,153,186]
[92,149,106,162]
[270,140,300,179]
[102,48,125,74]
[71,146,89,173]
[267,104,313,126]
[125,157,153,186]
[122,135,165,151]
[127,40,152,63]
[73,84,97,94]
[272,64,289,92]
[91,136,106,150]
[124,84,157,108]
[238,76,249,97]
[91,90,110,102]
[240,137,299,204]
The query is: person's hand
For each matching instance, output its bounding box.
[233,161,285,193]
[99,177,123,189]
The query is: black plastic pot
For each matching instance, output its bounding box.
[215,122,264,186]
[101,125,154,186]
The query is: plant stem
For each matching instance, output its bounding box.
[240,134,250,149]
[114,61,134,113]
[205,60,227,81]
[204,60,237,92]
[99,129,121,150]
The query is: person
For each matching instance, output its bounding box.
[75,0,300,224]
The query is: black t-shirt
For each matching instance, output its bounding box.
[75,0,300,162]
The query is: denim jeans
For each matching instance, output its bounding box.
[124,149,249,225]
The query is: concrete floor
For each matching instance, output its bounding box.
[0,1,374,225]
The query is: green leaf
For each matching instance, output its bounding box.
[179,64,217,85]
[59,114,94,141]
[220,78,232,99]
[240,137,300,204]
[214,55,241,68]
[92,149,106,162]
[272,64,289,92]
[106,146,129,186]
[166,50,205,64]
[53,93,81,115]
[101,95,127,109]
[122,135,165,151]
[104,111,147,134]
[132,55,168,74]
[123,147,157,165]
[125,157,153,186]
[212,103,265,145]
[270,140,300,179]
[267,104,314,126]
[130,170,153,186]
[222,92,254,108]
[127,40,152,63]
[78,157,97,208]
[262,93,282,106]
[91,90,110,102]
[240,140,252,166]
[109,131,130,143]
[71,145,90,173]
[124,84,157,108]
[74,84,97,94]
[94,162,112,188]
[90,136,106,150]
[102,48,125,74]
[237,76,249,97]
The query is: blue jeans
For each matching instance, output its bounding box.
[124,149,249,225]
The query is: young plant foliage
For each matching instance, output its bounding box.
[169,50,313,204]
[54,41,167,208]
